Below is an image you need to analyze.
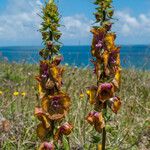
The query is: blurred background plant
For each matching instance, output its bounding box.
[0,62,149,149]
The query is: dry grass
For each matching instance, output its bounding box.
[0,62,150,150]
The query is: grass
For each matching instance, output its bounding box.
[0,62,150,150]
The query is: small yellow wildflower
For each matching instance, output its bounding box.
[0,91,3,95]
[86,86,97,104]
[79,93,84,99]
[13,92,19,96]
[21,92,26,97]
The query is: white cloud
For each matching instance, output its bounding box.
[0,0,92,46]
[121,24,130,35]
[0,0,42,45]
[114,11,150,38]
[61,14,92,39]
[1,0,150,45]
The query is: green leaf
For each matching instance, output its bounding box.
[91,135,101,143]
[63,137,70,150]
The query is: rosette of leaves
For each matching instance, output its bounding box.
[35,0,73,149]
[86,0,122,149]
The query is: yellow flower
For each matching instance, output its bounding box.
[34,107,52,140]
[91,27,106,58]
[79,93,84,99]
[108,96,121,114]
[54,122,73,141]
[112,68,121,91]
[35,107,51,129]
[102,50,109,75]
[86,86,97,104]
[36,123,49,140]
[0,91,3,95]
[38,83,45,99]
[42,92,71,121]
[97,83,114,102]
[86,111,105,133]
[50,66,64,89]
[104,33,116,51]
[114,68,121,84]
[21,92,26,97]
[13,92,19,96]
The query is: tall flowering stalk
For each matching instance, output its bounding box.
[35,0,73,149]
[86,0,121,149]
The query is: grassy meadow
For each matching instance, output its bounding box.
[0,62,150,150]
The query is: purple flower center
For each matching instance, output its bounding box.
[60,126,66,133]
[42,70,49,78]
[89,111,99,118]
[44,142,53,150]
[51,97,61,109]
[101,83,112,90]
[96,40,103,48]
[109,56,116,64]
[109,50,119,64]
[40,62,49,78]
[94,31,105,50]
[93,112,99,118]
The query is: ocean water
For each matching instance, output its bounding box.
[0,45,150,70]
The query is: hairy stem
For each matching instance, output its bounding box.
[102,102,107,150]
[102,127,106,150]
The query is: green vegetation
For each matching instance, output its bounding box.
[0,62,149,150]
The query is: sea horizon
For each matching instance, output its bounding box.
[0,44,150,47]
[0,45,150,70]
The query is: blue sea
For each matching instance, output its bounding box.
[0,45,150,70]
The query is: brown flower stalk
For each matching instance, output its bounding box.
[86,0,121,149]
[35,0,73,149]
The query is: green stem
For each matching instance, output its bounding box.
[83,98,88,144]
[66,137,71,150]
[101,7,107,150]
[51,120,55,138]
[102,102,107,150]
[102,127,106,150]
[101,10,106,26]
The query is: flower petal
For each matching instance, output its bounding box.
[41,93,71,121]
[35,107,51,129]
[97,83,114,101]
[39,141,55,150]
[36,123,48,140]
[104,33,116,51]
[54,122,73,141]
[108,96,121,114]
[86,86,97,104]
[86,111,105,133]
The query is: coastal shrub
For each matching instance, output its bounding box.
[35,0,73,149]
[85,0,121,149]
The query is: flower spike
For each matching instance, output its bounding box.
[35,0,73,148]
[86,0,122,149]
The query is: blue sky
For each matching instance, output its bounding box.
[0,0,150,46]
